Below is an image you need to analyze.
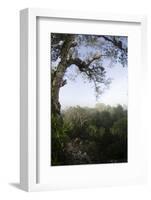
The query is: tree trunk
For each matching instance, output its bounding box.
[51,35,75,116]
[51,62,67,115]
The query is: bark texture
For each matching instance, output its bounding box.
[51,35,75,116]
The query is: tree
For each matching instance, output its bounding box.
[51,33,127,117]
[52,104,128,165]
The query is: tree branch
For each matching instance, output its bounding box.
[68,53,101,71]
[101,36,127,54]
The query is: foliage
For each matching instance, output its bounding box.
[51,33,128,100]
[51,104,127,166]
[51,33,128,165]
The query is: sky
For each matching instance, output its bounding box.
[59,62,128,109]
[52,34,128,109]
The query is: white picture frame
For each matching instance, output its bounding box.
[20,8,147,192]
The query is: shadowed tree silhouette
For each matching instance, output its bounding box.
[51,33,127,116]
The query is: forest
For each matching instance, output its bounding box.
[51,104,127,165]
[51,33,128,166]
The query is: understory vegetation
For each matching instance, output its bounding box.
[51,104,127,166]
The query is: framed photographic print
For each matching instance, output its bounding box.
[20,8,147,191]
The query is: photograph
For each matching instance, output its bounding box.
[51,33,128,166]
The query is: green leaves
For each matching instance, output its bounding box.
[110,117,127,137]
[51,105,128,166]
